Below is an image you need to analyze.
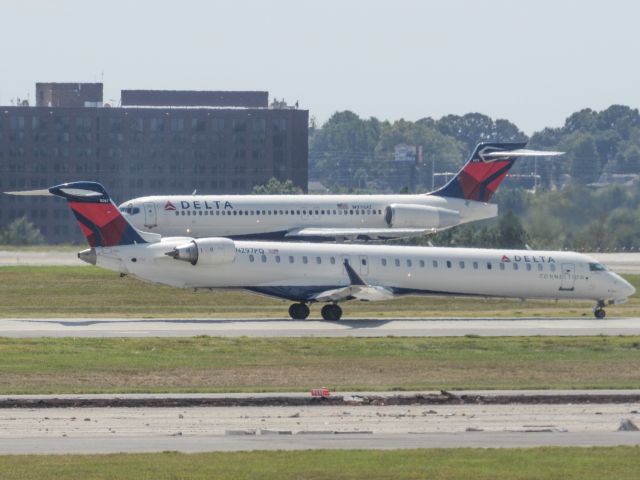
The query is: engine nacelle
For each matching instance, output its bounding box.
[165,238,236,266]
[384,204,460,229]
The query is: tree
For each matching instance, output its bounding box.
[0,217,45,245]
[569,134,600,185]
[495,210,528,249]
[250,178,303,195]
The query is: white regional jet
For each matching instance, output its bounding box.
[6,181,633,321]
[118,142,563,241]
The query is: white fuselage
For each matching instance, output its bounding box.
[119,194,497,238]
[92,239,634,305]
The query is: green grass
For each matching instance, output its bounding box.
[1,336,640,393]
[0,266,638,318]
[1,448,640,479]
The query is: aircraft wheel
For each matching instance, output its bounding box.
[321,304,343,321]
[289,303,310,320]
[594,308,606,319]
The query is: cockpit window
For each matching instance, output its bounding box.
[589,263,607,272]
[119,205,141,215]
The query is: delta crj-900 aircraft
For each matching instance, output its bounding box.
[7,181,634,320]
[119,142,563,241]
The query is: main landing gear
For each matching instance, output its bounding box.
[287,303,343,321]
[594,300,606,319]
[288,303,310,320]
[321,304,343,321]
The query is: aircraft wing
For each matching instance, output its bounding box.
[311,284,395,302]
[285,227,439,241]
[311,258,395,302]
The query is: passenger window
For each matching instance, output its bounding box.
[261,254,267,263]
[446,261,452,269]
[381,258,387,266]
[275,255,281,263]
[362,258,367,266]
[316,256,322,264]
[538,263,543,271]
[303,256,308,264]
[432,260,438,268]
[487,262,492,270]
[459,261,465,269]
[333,210,337,215]
[175,211,179,216]
[289,256,294,264]
[233,211,237,216]
[500,263,506,270]
[239,211,243,216]
[330,257,336,265]
[513,263,518,270]
[473,261,478,269]
[407,259,412,267]
[321,210,325,215]
[394,259,400,267]
[550,264,556,272]
[419,260,425,267]
[526,263,532,271]
[249,255,254,262]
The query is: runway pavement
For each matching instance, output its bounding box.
[1,316,639,337]
[0,400,639,453]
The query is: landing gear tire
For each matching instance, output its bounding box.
[321,304,343,321]
[594,301,606,319]
[289,303,310,320]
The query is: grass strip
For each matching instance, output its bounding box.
[1,447,640,480]
[0,336,639,394]
[0,266,638,318]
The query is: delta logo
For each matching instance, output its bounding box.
[501,254,556,263]
[164,201,177,211]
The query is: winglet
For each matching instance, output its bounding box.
[343,259,366,286]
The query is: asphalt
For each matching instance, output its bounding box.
[1,316,639,337]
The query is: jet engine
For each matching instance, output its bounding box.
[384,204,460,229]
[165,238,236,266]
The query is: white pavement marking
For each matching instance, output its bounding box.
[0,317,639,337]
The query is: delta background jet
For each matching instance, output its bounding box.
[6,181,633,321]
[119,142,562,241]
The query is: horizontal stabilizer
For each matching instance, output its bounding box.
[4,189,53,196]
[482,149,564,158]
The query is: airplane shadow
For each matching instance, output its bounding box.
[21,318,394,329]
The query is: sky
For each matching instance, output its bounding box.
[2,0,639,134]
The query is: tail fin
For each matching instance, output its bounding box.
[431,142,562,202]
[6,181,148,247]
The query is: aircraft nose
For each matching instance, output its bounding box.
[622,279,636,298]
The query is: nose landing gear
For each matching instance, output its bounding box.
[593,300,606,319]
[288,303,310,320]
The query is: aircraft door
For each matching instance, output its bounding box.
[560,263,575,291]
[359,255,369,276]
[143,202,157,228]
